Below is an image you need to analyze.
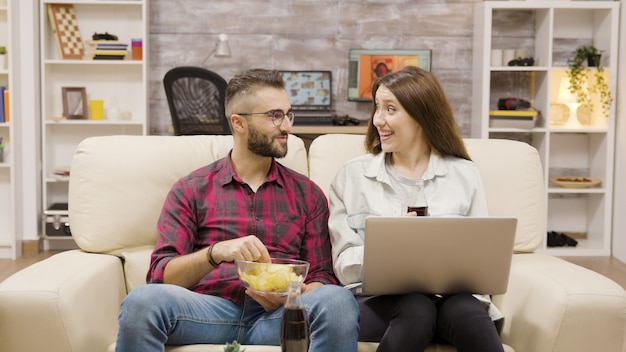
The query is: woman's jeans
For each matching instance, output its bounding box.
[116,283,359,352]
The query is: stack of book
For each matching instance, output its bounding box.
[85,40,128,60]
[489,109,537,129]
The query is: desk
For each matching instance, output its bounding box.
[290,125,367,149]
[291,125,367,135]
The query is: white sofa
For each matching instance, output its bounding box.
[1,134,625,352]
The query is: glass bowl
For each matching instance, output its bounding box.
[235,258,310,295]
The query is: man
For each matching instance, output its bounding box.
[115,68,359,352]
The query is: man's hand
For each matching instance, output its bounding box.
[246,282,323,312]
[245,289,286,312]
[163,235,270,288]
[212,235,271,264]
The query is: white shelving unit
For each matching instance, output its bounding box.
[472,1,619,256]
[40,0,148,249]
[0,0,15,259]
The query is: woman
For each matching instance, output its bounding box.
[328,66,504,352]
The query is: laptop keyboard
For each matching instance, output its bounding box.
[292,114,335,126]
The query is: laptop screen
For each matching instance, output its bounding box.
[279,71,332,111]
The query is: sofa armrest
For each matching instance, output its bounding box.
[0,250,127,352]
[494,253,626,352]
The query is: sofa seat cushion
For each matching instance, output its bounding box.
[107,342,514,351]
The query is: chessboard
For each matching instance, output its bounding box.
[47,3,84,60]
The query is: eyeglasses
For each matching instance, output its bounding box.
[237,109,295,126]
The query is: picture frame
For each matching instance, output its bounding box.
[348,49,432,101]
[62,87,87,119]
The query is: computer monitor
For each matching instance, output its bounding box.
[347,49,432,102]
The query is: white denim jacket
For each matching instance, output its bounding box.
[328,151,504,323]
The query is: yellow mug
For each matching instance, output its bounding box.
[90,100,104,120]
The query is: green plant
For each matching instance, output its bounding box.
[566,45,612,118]
[224,340,246,352]
[0,46,6,55]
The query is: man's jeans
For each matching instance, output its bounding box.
[116,283,359,352]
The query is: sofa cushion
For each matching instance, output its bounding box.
[69,135,308,255]
[463,139,544,252]
[107,341,515,351]
[120,245,154,291]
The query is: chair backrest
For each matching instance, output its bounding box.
[163,66,230,135]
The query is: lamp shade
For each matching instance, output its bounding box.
[557,77,578,104]
[215,33,231,57]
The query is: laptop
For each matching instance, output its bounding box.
[279,70,336,125]
[353,216,517,296]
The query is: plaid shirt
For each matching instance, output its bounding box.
[147,153,338,305]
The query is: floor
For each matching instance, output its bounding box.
[560,255,626,291]
[0,250,63,282]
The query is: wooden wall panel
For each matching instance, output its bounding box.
[149,0,484,135]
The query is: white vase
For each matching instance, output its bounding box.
[0,55,6,70]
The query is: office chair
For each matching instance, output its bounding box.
[163,66,230,135]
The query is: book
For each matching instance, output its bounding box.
[3,90,8,122]
[489,109,537,129]
[93,50,128,56]
[0,86,5,123]
[93,55,125,60]
[86,40,127,46]
[489,110,537,118]
[85,40,128,51]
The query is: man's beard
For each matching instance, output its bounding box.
[247,124,288,158]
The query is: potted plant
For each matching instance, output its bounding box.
[566,45,612,118]
[224,340,245,352]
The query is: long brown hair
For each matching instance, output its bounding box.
[364,66,470,160]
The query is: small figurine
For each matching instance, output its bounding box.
[92,32,119,41]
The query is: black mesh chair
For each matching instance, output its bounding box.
[163,66,230,135]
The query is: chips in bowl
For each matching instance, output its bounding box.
[235,258,310,295]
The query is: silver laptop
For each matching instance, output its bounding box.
[357,216,517,296]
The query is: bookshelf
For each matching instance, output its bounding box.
[39,0,149,249]
[0,0,14,258]
[472,1,619,256]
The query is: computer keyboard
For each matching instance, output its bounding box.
[293,114,363,126]
[292,115,335,126]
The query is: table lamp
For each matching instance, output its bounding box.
[557,77,583,128]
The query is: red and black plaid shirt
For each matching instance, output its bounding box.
[147,153,337,305]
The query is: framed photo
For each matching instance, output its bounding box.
[348,49,432,101]
[62,87,87,119]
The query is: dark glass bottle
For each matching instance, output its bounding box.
[281,281,309,352]
[407,179,428,216]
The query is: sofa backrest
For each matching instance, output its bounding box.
[69,133,544,258]
[68,135,308,255]
[308,134,545,253]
